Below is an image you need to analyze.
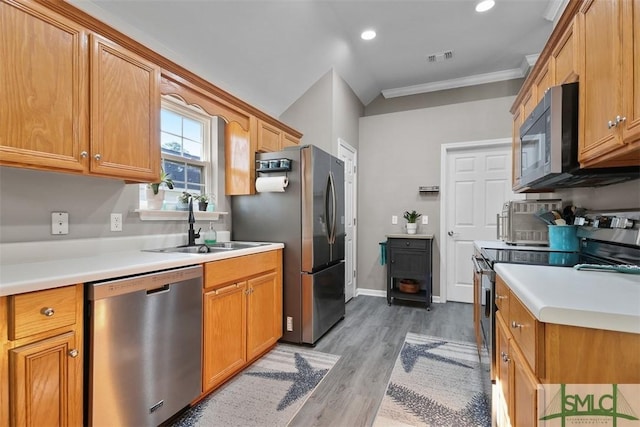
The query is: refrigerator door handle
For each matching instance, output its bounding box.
[329,172,337,244]
[325,175,333,244]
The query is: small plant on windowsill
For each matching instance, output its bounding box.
[403,210,421,235]
[146,169,174,210]
[194,194,210,211]
[176,191,192,211]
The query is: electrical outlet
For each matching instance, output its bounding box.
[422,215,429,225]
[51,212,69,235]
[110,213,123,232]
[286,316,293,332]
[392,215,398,225]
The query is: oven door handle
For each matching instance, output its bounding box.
[472,255,495,281]
[484,288,491,318]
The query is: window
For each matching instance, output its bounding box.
[142,96,218,210]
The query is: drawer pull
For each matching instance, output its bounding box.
[41,307,55,317]
[501,351,510,363]
[511,320,523,329]
[68,349,79,358]
[495,294,507,301]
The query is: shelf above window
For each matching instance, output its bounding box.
[134,209,228,221]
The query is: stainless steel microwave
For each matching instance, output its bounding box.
[518,82,639,189]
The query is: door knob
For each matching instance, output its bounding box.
[447,231,455,236]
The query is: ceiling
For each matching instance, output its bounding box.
[67,0,564,117]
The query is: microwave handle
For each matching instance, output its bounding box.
[496,213,502,240]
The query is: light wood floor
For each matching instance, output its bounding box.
[288,295,476,427]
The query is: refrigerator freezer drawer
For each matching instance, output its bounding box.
[301,261,345,344]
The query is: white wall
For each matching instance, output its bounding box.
[358,96,516,296]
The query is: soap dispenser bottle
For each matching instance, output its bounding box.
[204,222,217,245]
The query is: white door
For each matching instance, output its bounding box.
[338,139,357,302]
[441,139,520,303]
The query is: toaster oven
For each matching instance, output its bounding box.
[497,199,562,245]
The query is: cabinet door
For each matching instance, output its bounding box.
[495,313,513,426]
[257,120,281,152]
[202,283,247,392]
[622,0,640,146]
[282,132,300,148]
[551,17,579,85]
[0,0,88,172]
[512,343,540,427]
[578,0,625,165]
[246,272,282,361]
[90,34,160,181]
[389,248,428,278]
[534,64,551,103]
[9,331,82,427]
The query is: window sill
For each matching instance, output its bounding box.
[134,209,228,221]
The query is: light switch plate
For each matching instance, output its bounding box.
[392,215,398,224]
[51,212,69,235]
[422,215,429,225]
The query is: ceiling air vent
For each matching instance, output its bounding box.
[427,50,454,63]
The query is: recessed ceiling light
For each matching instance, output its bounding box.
[361,30,376,41]
[475,0,495,12]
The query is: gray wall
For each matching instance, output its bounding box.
[358,95,517,297]
[280,68,364,156]
[0,121,231,243]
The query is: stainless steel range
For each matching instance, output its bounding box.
[473,209,640,383]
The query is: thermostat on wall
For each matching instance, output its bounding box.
[419,186,440,193]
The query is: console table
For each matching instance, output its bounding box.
[385,234,434,309]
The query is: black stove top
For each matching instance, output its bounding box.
[480,248,615,268]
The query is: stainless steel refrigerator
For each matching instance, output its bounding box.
[232,145,345,345]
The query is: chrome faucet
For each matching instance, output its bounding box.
[187,197,201,246]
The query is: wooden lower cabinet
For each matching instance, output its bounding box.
[201,250,283,394]
[1,284,84,427]
[495,274,640,427]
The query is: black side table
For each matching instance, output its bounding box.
[386,235,433,309]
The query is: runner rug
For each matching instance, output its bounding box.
[171,344,340,427]
[373,332,492,427]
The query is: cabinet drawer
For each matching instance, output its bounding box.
[8,285,77,340]
[204,250,278,289]
[509,293,543,376]
[495,276,510,316]
[388,238,428,250]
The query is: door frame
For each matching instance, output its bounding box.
[439,137,511,303]
[338,138,358,301]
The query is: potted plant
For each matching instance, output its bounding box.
[176,192,192,211]
[403,210,421,235]
[146,169,174,210]
[195,194,209,211]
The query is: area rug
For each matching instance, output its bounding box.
[171,344,340,427]
[373,333,491,427]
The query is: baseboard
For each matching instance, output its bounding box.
[355,288,442,303]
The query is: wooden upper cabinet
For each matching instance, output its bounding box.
[0,0,88,172]
[551,16,579,85]
[90,34,160,181]
[579,0,640,167]
[282,132,300,148]
[533,63,551,103]
[622,0,640,147]
[257,119,301,152]
[257,120,282,152]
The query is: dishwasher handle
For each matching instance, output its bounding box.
[147,284,170,295]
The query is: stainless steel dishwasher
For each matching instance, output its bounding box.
[86,265,202,427]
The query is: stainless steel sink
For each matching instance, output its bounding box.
[144,242,270,254]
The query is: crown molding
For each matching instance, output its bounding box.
[381,68,527,99]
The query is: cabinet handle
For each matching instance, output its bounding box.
[608,120,617,129]
[68,349,79,358]
[94,154,102,161]
[80,151,88,158]
[616,115,626,124]
[511,320,523,329]
[501,351,510,363]
[495,294,507,301]
[41,307,55,317]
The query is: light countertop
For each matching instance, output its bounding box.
[495,263,640,334]
[474,240,553,251]
[0,235,283,297]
